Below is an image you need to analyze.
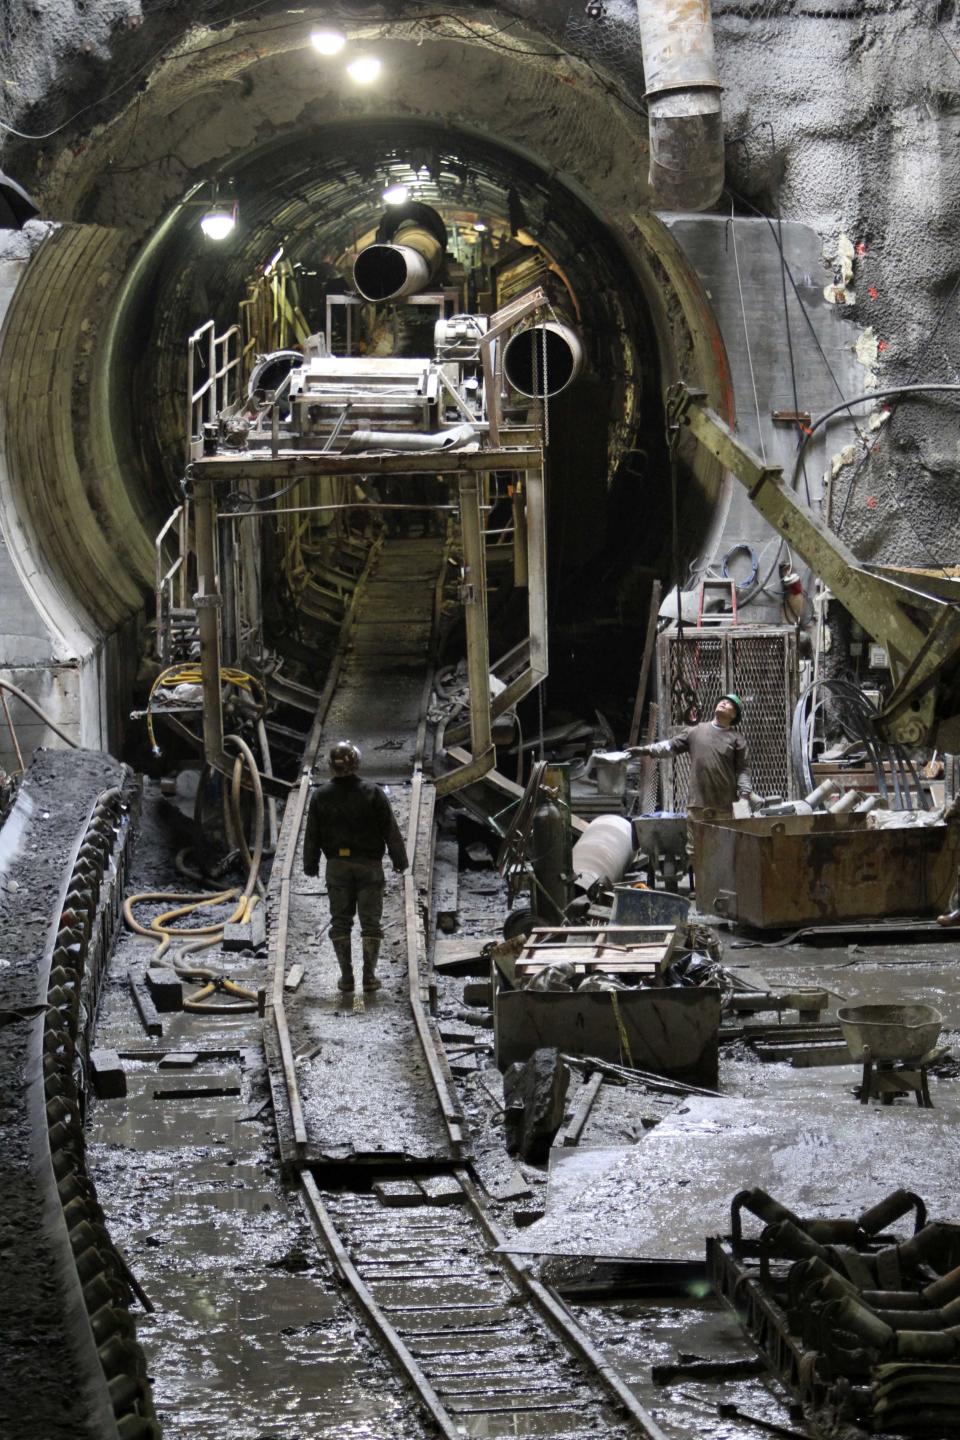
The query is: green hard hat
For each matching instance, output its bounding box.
[720,693,743,721]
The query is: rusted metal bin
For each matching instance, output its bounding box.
[692,812,959,929]
[493,979,720,1087]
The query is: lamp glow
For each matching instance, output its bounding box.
[199,206,236,241]
[473,221,488,232]
[346,55,382,84]
[310,28,347,56]
[382,183,409,205]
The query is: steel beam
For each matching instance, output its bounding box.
[191,476,224,765]
[438,473,495,795]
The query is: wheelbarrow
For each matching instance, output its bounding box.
[837,1003,943,1063]
[838,1003,944,1108]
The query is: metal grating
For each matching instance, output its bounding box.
[727,630,798,803]
[657,627,799,809]
[657,632,724,811]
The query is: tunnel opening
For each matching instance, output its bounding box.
[0,15,732,768]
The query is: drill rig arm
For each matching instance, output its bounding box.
[667,383,960,748]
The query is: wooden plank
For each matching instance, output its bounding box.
[556,1070,604,1148]
[518,956,662,967]
[528,925,674,937]
[128,971,162,1038]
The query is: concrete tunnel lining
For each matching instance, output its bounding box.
[0,5,734,751]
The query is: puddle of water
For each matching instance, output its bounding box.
[577,1296,798,1440]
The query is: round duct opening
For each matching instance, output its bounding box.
[502,322,583,399]
[353,244,419,302]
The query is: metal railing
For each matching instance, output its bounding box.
[186,319,242,462]
[154,503,191,664]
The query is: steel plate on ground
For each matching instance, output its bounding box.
[499,1095,960,1263]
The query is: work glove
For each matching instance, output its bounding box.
[743,791,764,811]
[627,744,654,757]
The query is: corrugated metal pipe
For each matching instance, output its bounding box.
[636,0,724,211]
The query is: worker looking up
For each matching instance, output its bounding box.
[628,694,755,818]
[303,740,409,994]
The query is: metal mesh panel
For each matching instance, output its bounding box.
[727,631,798,802]
[657,632,725,810]
[657,628,798,810]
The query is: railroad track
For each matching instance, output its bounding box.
[262,536,673,1438]
[302,1170,669,1440]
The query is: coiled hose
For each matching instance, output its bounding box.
[123,734,266,1012]
[790,676,928,811]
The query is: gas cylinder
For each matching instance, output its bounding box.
[531,793,569,921]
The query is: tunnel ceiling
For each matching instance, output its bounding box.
[0,3,731,652]
[41,16,651,237]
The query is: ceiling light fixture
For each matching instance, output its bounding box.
[310,28,346,56]
[382,183,409,205]
[346,55,382,84]
[473,221,488,232]
[199,200,237,240]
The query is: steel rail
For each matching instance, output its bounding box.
[300,1172,463,1440]
[403,543,467,1150]
[266,534,383,1154]
[456,1167,674,1440]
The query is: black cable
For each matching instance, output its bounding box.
[936,1,960,70]
[725,132,813,505]
[793,383,960,492]
[724,185,848,404]
[790,676,928,811]
[775,202,812,505]
[833,262,960,538]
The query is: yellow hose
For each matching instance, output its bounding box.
[146,665,267,753]
[124,733,266,1011]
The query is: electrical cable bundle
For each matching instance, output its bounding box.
[790,677,929,812]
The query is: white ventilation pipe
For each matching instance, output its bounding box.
[636,0,724,211]
[502,320,584,399]
[342,424,476,453]
[353,221,443,302]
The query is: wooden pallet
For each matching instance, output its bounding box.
[515,924,677,979]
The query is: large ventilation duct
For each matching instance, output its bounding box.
[502,320,584,399]
[636,0,724,212]
[353,202,447,303]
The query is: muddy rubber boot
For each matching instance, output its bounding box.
[361,937,382,993]
[332,937,354,992]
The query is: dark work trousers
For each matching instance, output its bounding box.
[325,856,386,940]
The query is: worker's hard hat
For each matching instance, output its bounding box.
[719,693,743,722]
[328,740,362,774]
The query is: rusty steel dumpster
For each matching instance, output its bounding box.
[692,812,960,929]
[494,979,721,1087]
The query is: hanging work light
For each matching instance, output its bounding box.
[199,200,237,240]
[346,55,382,84]
[310,28,346,55]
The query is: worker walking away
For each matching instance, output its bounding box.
[628,694,758,823]
[303,740,409,994]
